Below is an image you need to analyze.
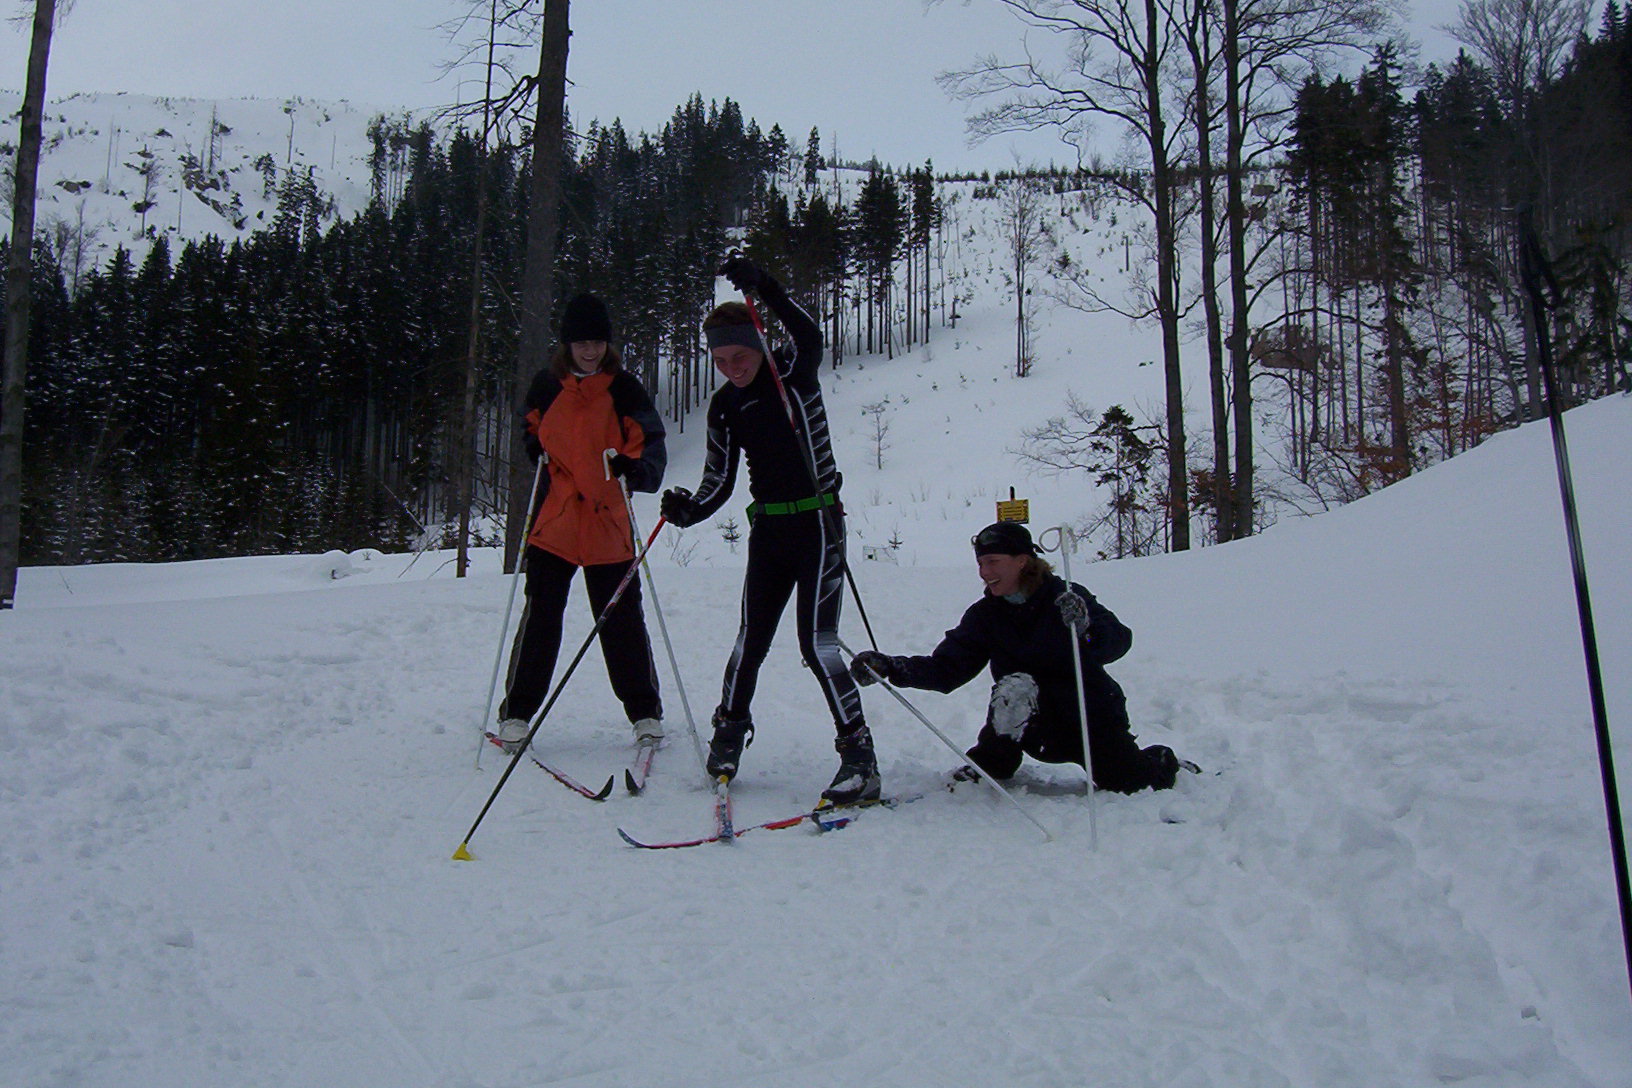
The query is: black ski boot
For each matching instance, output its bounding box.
[706,710,754,781]
[821,726,881,806]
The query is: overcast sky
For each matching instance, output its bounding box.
[2,0,1468,173]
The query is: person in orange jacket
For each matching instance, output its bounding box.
[495,294,667,753]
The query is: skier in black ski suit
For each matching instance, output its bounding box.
[851,521,1188,793]
[660,258,876,805]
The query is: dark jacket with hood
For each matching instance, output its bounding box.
[888,572,1133,729]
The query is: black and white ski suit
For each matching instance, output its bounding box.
[685,282,864,737]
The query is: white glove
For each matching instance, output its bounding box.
[1056,591,1090,636]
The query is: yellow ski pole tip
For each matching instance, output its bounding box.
[452,843,474,861]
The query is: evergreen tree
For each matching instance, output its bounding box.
[804,126,823,187]
[852,169,904,355]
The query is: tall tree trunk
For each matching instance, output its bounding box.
[1185,4,1231,543]
[1146,0,1189,551]
[1015,256,1025,376]
[457,0,501,579]
[905,231,914,350]
[1200,142,1230,543]
[923,219,931,345]
[0,0,58,609]
[1382,284,1409,473]
[456,161,490,578]
[1223,0,1254,539]
[505,0,570,574]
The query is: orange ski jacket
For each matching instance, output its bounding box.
[523,369,666,567]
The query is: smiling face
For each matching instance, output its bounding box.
[570,340,608,373]
[977,552,1029,597]
[712,344,764,388]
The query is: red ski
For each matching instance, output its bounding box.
[485,733,614,801]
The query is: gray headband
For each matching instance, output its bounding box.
[705,324,763,353]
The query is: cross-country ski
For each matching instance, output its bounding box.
[483,732,615,801]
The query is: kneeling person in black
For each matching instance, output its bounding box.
[661,258,874,805]
[851,521,1191,792]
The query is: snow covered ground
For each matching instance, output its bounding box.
[4,356,1630,1085]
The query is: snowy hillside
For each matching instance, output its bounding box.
[3,345,1629,1088]
[0,91,398,271]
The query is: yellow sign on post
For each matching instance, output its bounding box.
[995,498,1030,524]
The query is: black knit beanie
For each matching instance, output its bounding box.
[560,294,612,343]
[971,521,1041,557]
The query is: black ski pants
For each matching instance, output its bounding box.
[717,507,864,735]
[967,673,1176,792]
[500,546,662,725]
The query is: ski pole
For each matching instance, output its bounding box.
[1041,525,1099,849]
[1519,217,1631,1005]
[475,454,547,770]
[606,449,709,785]
[838,637,1052,843]
[738,281,881,652]
[453,517,668,860]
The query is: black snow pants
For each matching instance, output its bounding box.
[966,672,1177,793]
[717,507,863,735]
[500,545,662,725]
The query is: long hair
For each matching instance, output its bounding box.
[549,340,625,380]
[1018,555,1054,597]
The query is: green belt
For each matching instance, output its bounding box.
[746,491,836,523]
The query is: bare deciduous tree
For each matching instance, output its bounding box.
[1447,0,1590,120]
[453,0,506,579]
[861,401,893,468]
[1211,0,1385,537]
[434,0,560,576]
[999,174,1050,376]
[1448,0,1591,417]
[941,0,1191,547]
[1,0,62,610]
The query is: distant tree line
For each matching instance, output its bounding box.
[3,94,947,565]
[1269,8,1631,512]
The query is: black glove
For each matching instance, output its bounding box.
[719,256,774,294]
[1056,590,1090,636]
[660,487,700,528]
[849,649,899,687]
[608,453,638,479]
[523,429,542,465]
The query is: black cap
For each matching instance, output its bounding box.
[971,521,1040,557]
[560,294,612,343]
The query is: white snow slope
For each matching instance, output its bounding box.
[3,362,1630,1087]
[0,91,401,273]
